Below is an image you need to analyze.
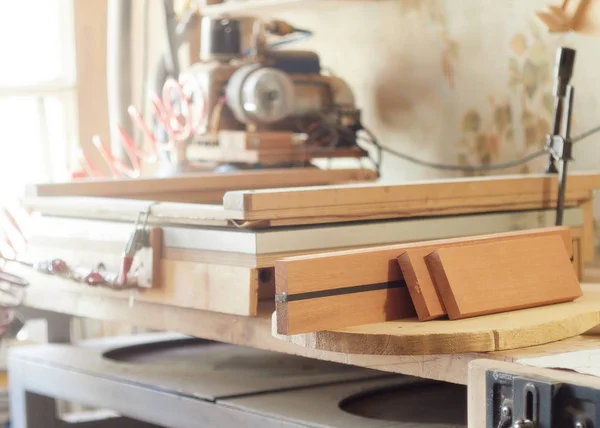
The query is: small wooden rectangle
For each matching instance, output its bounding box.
[276,286,416,335]
[425,235,582,320]
[397,227,574,320]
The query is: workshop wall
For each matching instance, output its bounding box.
[128,0,600,231]
[271,0,600,186]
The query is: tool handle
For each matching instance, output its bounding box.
[118,255,134,285]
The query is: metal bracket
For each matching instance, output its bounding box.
[486,369,598,428]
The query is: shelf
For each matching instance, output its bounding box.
[200,0,368,17]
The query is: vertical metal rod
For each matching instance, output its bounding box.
[556,85,574,226]
[106,0,133,160]
[546,97,563,173]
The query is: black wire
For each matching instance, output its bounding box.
[358,124,600,173]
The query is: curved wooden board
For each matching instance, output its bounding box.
[273,285,600,355]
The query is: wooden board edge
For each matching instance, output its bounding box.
[397,251,440,321]
[424,250,461,320]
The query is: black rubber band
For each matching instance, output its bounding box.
[275,279,406,303]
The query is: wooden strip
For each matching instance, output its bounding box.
[224,172,600,215]
[397,226,574,321]
[276,287,415,335]
[226,190,592,221]
[16,245,262,316]
[188,145,367,165]
[425,235,582,320]
[263,198,585,227]
[117,190,228,204]
[275,227,579,334]
[277,286,600,355]
[23,197,243,226]
[27,168,376,199]
[581,196,595,261]
[23,194,587,230]
[218,131,297,150]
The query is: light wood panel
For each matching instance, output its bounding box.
[276,287,416,336]
[275,227,577,334]
[224,172,600,218]
[10,249,265,316]
[275,286,600,355]
[73,0,111,176]
[397,226,574,320]
[201,0,377,16]
[15,269,600,386]
[28,168,376,201]
[426,234,582,319]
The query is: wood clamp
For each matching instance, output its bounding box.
[6,207,162,291]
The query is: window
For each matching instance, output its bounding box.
[0,0,77,203]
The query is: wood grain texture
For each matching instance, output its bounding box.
[397,226,574,321]
[27,168,376,200]
[275,286,600,355]
[426,235,582,319]
[276,287,416,335]
[12,249,262,316]
[275,227,576,333]
[223,172,600,217]
[13,267,600,386]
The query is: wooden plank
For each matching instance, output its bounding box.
[117,190,229,204]
[275,227,577,334]
[27,168,376,199]
[73,0,111,176]
[397,226,574,321]
[15,263,600,386]
[426,235,582,319]
[188,146,367,165]
[223,172,600,218]
[22,193,588,230]
[10,247,263,316]
[218,131,298,150]
[276,285,600,355]
[276,287,416,336]
[262,198,585,227]
[23,197,244,226]
[581,196,595,261]
[228,191,591,222]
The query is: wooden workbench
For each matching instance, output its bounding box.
[7,171,600,387]
[13,275,600,386]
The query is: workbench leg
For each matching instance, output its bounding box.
[18,307,71,343]
[9,358,59,428]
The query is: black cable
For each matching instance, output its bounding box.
[358,124,600,173]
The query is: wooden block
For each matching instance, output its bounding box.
[224,172,600,217]
[276,227,574,334]
[277,285,600,356]
[425,235,582,320]
[276,286,416,336]
[397,226,574,321]
[27,168,377,200]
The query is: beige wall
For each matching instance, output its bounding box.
[263,1,599,182]
[247,0,599,239]
[78,0,600,219]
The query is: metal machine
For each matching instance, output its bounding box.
[169,15,371,171]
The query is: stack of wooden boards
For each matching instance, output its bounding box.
[275,227,583,335]
[12,172,600,325]
[27,168,377,204]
